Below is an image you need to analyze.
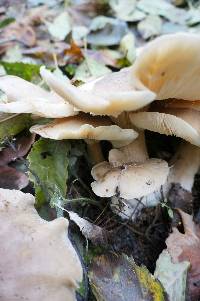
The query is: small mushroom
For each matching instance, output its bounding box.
[40,66,155,116]
[30,114,138,164]
[0,75,76,118]
[0,188,82,301]
[91,132,169,220]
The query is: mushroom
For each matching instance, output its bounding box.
[130,108,200,146]
[0,188,82,301]
[0,75,76,118]
[40,33,200,117]
[40,66,155,116]
[91,132,169,220]
[30,114,138,164]
[165,142,200,211]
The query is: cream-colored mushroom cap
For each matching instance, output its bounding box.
[40,66,155,116]
[91,159,169,199]
[30,114,138,147]
[0,75,76,118]
[131,33,200,101]
[0,188,82,301]
[130,108,200,146]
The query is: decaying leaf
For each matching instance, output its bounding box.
[0,166,28,189]
[89,254,166,301]
[154,249,190,301]
[109,0,146,22]
[166,210,200,300]
[27,138,70,206]
[87,16,128,46]
[68,211,108,246]
[47,12,72,41]
[137,15,162,40]
[0,188,82,301]
[0,134,35,190]
[137,0,187,25]
[0,134,35,165]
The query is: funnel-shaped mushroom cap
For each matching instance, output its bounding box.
[30,114,138,147]
[130,108,200,146]
[132,33,200,100]
[91,159,169,199]
[0,189,82,301]
[40,66,155,116]
[0,75,76,118]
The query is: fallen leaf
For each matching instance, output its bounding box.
[186,8,200,26]
[109,0,146,22]
[167,183,193,214]
[137,15,162,40]
[68,211,108,246]
[0,61,40,81]
[72,25,89,44]
[74,57,111,81]
[154,249,190,301]
[47,11,72,41]
[0,134,35,166]
[27,138,70,206]
[0,114,31,142]
[120,32,136,64]
[0,165,28,189]
[166,210,200,300]
[64,41,83,63]
[137,0,187,25]
[89,254,166,301]
[1,21,36,46]
[87,16,128,46]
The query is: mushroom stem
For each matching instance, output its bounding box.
[169,143,200,192]
[109,131,148,167]
[86,140,104,165]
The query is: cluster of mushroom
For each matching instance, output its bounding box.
[0,33,200,220]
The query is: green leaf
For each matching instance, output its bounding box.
[0,18,15,29]
[27,138,70,206]
[0,62,41,82]
[0,114,31,141]
[154,249,190,301]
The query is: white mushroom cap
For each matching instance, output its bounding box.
[132,33,200,101]
[0,75,76,118]
[130,108,200,146]
[0,188,82,301]
[40,66,155,117]
[91,158,169,199]
[30,114,138,147]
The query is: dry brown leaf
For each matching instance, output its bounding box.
[0,166,28,189]
[166,210,200,300]
[0,134,35,166]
